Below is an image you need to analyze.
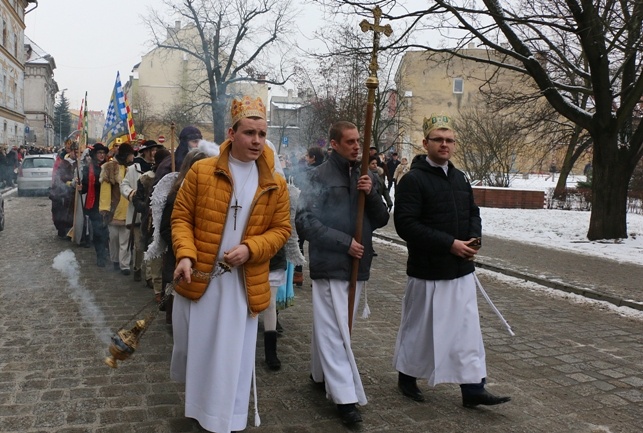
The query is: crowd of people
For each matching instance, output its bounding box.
[42,96,510,432]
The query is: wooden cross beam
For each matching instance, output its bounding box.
[359,6,393,78]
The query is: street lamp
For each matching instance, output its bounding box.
[58,88,67,147]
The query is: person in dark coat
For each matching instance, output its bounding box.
[50,148,78,238]
[81,143,109,266]
[293,146,325,286]
[295,121,389,425]
[393,113,511,408]
[154,125,202,184]
[386,151,401,191]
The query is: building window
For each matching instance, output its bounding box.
[2,21,6,47]
[453,78,464,94]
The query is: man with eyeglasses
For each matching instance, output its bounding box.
[392,114,511,408]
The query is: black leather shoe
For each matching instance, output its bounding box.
[462,389,511,408]
[337,403,362,425]
[121,269,131,276]
[398,374,425,402]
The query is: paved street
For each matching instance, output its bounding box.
[1,193,642,432]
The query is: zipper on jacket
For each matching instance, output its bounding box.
[241,184,278,316]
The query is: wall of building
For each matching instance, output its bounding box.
[0,0,29,147]
[394,49,569,175]
[130,23,268,139]
[24,59,57,148]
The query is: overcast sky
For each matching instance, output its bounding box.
[24,0,330,114]
[25,1,435,116]
[26,0,162,112]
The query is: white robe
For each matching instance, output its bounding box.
[310,279,367,405]
[393,273,487,386]
[171,157,258,433]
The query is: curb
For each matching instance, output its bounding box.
[373,232,643,313]
[1,186,17,197]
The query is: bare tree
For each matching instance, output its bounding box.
[159,102,202,137]
[131,89,155,139]
[295,25,411,152]
[145,0,298,142]
[455,102,553,186]
[331,0,643,240]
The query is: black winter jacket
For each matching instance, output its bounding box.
[394,155,481,280]
[295,151,389,281]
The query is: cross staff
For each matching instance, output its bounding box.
[348,6,392,334]
[359,7,393,78]
[170,122,176,172]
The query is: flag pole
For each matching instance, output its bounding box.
[348,7,392,334]
[170,122,176,172]
[71,93,88,244]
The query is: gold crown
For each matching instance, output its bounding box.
[423,114,453,138]
[230,96,266,126]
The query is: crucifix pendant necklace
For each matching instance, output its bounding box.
[231,163,255,230]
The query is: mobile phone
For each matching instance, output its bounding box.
[468,237,482,249]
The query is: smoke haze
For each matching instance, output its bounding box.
[52,250,112,345]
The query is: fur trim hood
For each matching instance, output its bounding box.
[99,160,123,185]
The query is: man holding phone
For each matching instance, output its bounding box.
[392,114,511,408]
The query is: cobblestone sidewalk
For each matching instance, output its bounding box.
[0,195,642,432]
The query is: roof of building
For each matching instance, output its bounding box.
[270,96,304,110]
[25,36,56,68]
[271,101,304,110]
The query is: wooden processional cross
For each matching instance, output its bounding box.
[348,7,392,333]
[359,6,393,78]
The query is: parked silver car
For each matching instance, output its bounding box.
[17,154,57,196]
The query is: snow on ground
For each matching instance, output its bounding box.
[389,173,642,266]
[479,174,643,266]
[385,173,643,320]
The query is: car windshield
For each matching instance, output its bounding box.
[22,158,54,169]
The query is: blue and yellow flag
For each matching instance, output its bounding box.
[102,72,129,146]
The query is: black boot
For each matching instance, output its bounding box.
[264,331,281,370]
[398,371,425,402]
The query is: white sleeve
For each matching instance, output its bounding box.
[120,164,136,200]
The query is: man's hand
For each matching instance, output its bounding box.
[450,238,479,261]
[174,257,193,283]
[223,244,250,267]
[357,174,372,195]
[348,238,364,259]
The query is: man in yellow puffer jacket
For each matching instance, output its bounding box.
[170,95,290,433]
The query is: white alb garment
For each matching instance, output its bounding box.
[393,273,487,386]
[310,279,367,405]
[170,158,259,433]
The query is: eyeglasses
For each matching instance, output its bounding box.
[427,137,456,144]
